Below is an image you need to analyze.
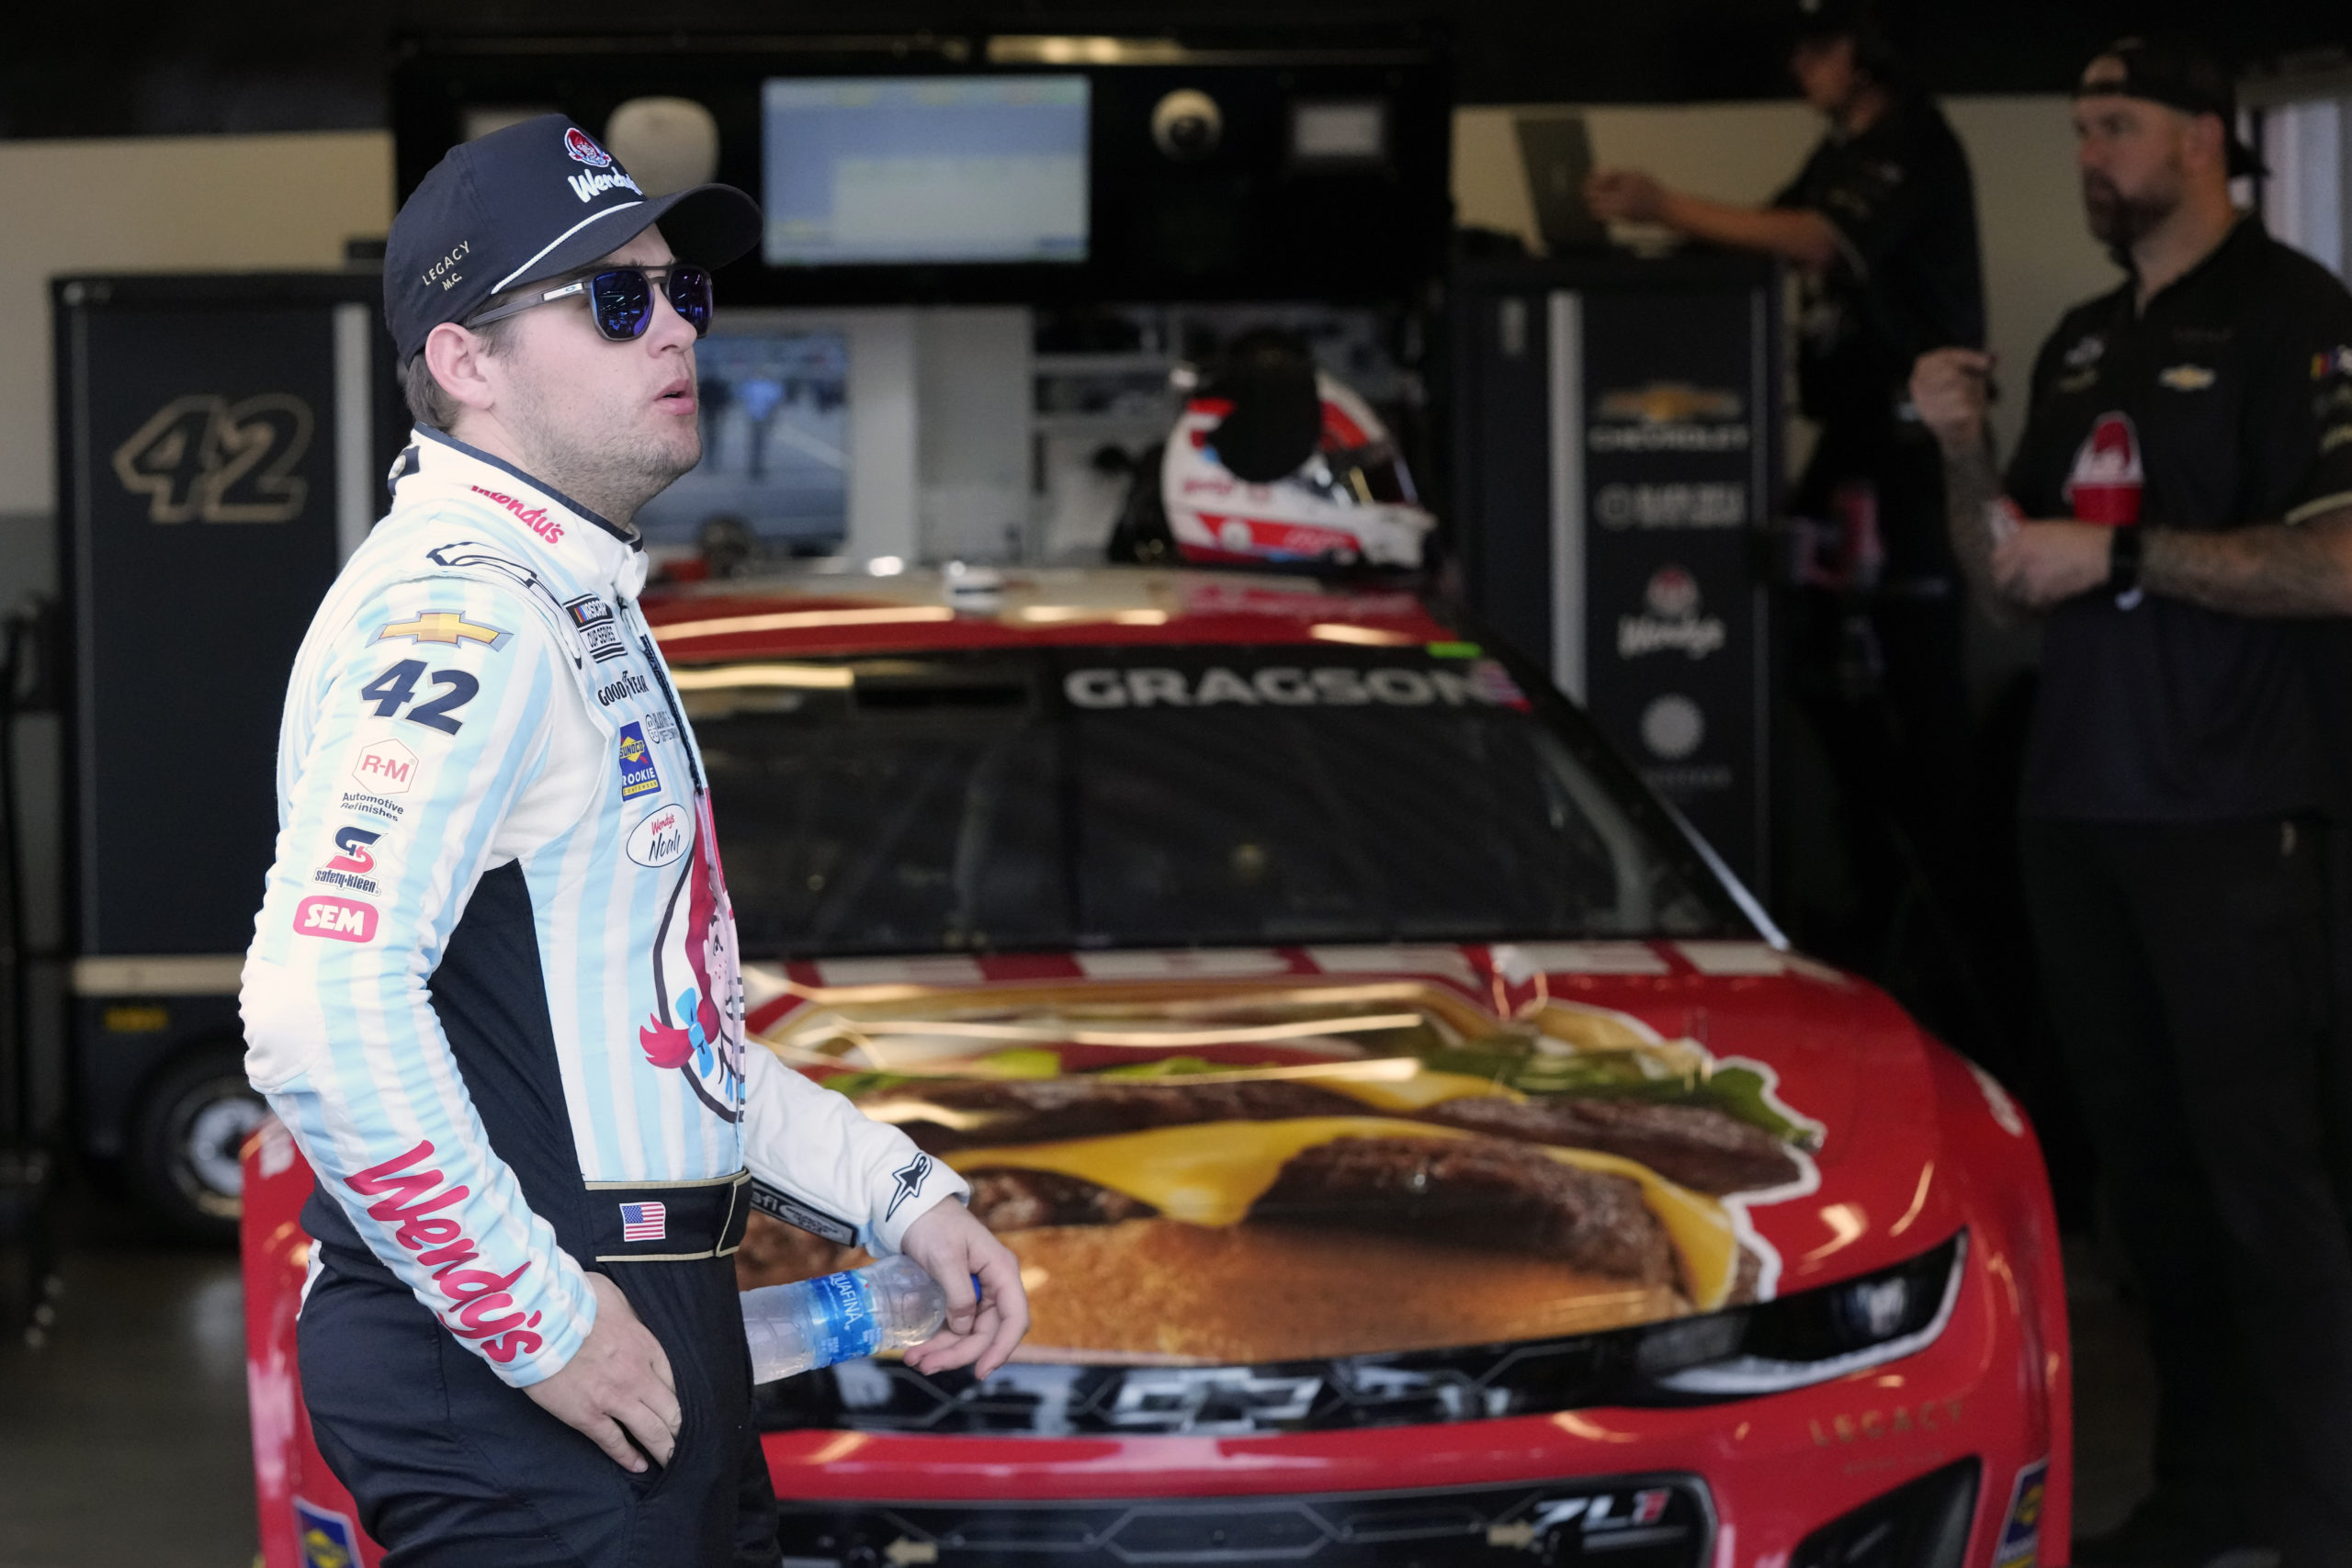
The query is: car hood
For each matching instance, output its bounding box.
[740,940,1970,1365]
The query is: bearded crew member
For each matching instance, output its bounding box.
[1914,40,2352,1568]
[1585,0,1988,1028]
[238,117,1028,1567]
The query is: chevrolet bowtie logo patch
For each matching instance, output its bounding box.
[377,613,512,650]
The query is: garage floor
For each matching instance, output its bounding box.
[0,1189,2156,1568]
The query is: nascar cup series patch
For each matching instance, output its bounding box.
[616,721,662,800]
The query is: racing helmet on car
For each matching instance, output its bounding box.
[1111,330,1436,571]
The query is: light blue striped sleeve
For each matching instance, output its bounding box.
[241,577,597,1387]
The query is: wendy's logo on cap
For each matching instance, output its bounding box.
[564,127,614,168]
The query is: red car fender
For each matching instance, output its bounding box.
[242,1120,383,1568]
[1923,1045,2074,1565]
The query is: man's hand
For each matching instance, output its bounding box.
[898,1198,1030,1380]
[524,1271,680,1473]
[1584,168,1669,225]
[1995,521,2113,607]
[1911,347,1995,452]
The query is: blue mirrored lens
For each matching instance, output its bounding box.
[589,269,653,339]
[666,266,712,336]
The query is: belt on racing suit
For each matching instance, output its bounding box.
[584,1170,752,1263]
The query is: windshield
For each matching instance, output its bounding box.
[680,645,1744,958]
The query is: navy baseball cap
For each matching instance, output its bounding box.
[2077,39,2266,178]
[385,113,761,364]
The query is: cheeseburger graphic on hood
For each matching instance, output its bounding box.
[741,976,1821,1365]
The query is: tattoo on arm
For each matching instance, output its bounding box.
[1938,435,2011,617]
[2140,512,2352,616]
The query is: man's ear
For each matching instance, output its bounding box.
[423,321,501,418]
[2186,111,2230,177]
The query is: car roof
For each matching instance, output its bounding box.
[640,564,1460,661]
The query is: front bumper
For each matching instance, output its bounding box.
[763,1234,2052,1568]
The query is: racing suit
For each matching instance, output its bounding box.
[240,428,968,1567]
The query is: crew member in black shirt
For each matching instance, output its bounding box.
[1587,0,1989,1030]
[1915,39,2352,1568]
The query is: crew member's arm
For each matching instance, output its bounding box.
[739,1047,1030,1376]
[1582,169,1843,268]
[1910,345,2018,615]
[241,579,599,1382]
[1979,317,2352,613]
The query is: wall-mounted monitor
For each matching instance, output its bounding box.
[632,329,850,556]
[761,75,1090,266]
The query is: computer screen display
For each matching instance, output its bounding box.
[761,75,1090,265]
[633,330,849,556]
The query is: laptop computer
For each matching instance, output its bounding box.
[1515,114,1609,254]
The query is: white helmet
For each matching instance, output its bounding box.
[1138,331,1435,570]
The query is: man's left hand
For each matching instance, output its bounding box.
[898,1198,1031,1379]
[1994,520,2113,607]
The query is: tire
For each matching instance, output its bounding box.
[130,1040,268,1245]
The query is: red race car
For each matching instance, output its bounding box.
[243,565,2068,1568]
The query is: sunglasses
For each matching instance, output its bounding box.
[464,264,713,341]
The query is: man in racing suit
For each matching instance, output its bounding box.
[239,115,1028,1567]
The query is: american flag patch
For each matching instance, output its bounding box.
[619,1201,666,1242]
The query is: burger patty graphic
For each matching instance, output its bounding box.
[738,983,1821,1363]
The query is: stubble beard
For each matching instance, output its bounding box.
[2084,170,2179,261]
[505,368,700,528]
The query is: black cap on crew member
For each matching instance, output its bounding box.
[1786,0,1900,83]
[2076,38,2267,179]
[383,113,762,365]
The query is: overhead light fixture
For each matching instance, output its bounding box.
[988,35,1192,65]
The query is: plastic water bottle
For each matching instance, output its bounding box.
[740,1255,948,1383]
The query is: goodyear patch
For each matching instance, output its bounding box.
[616,720,662,800]
[376,612,511,650]
[294,1496,360,1568]
[1994,1458,2050,1568]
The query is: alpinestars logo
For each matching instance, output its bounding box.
[886,1152,933,1220]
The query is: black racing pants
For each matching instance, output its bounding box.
[300,1243,782,1568]
[2019,816,2352,1562]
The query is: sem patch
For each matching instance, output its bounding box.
[295,896,378,943]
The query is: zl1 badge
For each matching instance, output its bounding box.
[616,722,662,800]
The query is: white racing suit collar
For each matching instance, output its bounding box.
[390,425,650,598]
